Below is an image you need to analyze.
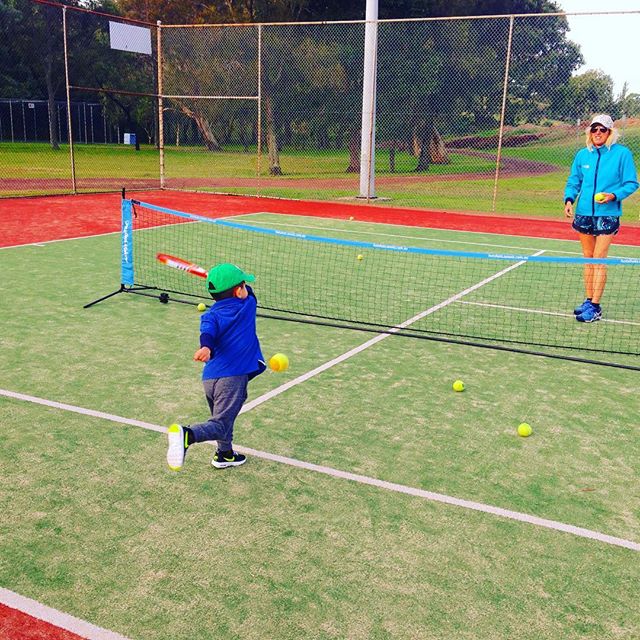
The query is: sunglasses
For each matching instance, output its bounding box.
[590,126,609,133]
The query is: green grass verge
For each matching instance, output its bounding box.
[4,134,640,222]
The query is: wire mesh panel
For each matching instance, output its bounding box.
[376,18,511,211]
[259,22,365,191]
[0,3,72,196]
[3,3,640,213]
[65,9,160,192]
[498,13,640,217]
[160,24,259,192]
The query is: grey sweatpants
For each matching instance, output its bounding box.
[190,375,248,452]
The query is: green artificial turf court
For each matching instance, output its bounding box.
[1,215,639,639]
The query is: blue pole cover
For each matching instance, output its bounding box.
[121,198,134,286]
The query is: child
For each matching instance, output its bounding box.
[166,263,265,471]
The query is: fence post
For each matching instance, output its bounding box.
[21,101,26,142]
[492,15,514,213]
[9,100,14,143]
[31,103,37,140]
[257,24,262,194]
[359,0,378,200]
[157,20,165,189]
[62,6,77,193]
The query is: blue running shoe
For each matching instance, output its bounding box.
[576,305,602,323]
[573,299,593,316]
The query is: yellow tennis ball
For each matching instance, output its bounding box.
[197,303,206,312]
[517,422,532,437]
[594,192,606,203]
[357,254,364,261]
[349,216,354,220]
[269,353,289,372]
[452,380,465,392]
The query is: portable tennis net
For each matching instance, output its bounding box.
[85,198,640,370]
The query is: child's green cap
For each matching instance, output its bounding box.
[206,263,255,294]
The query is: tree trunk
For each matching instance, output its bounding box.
[44,46,59,150]
[429,128,449,164]
[263,92,282,175]
[346,129,360,173]
[413,121,449,168]
[414,118,433,172]
[176,102,222,151]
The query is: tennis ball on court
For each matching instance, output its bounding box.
[517,422,533,437]
[269,353,289,372]
[594,192,606,203]
[452,380,465,392]
[197,303,206,312]
[357,254,364,261]
[349,216,354,220]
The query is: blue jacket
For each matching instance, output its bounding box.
[564,143,638,217]
[199,286,265,380]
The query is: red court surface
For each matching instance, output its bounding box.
[2,190,640,248]
[0,603,87,640]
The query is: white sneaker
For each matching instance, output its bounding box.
[166,424,188,471]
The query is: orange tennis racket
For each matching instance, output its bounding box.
[156,253,208,278]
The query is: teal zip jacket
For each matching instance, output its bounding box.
[564,143,638,216]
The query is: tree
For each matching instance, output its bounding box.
[113,0,587,175]
[614,82,640,119]
[1,0,66,148]
[554,70,615,122]
[506,9,582,125]
[1,0,135,150]
[0,2,36,98]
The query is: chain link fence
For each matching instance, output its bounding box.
[1,1,639,219]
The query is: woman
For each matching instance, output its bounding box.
[564,114,638,322]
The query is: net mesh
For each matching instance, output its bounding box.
[125,199,640,361]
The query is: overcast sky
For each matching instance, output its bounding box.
[558,1,640,95]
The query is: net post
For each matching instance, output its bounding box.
[83,197,134,308]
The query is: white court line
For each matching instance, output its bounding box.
[1,387,638,552]
[0,230,120,250]
[459,300,640,327]
[236,446,640,552]
[0,588,132,640]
